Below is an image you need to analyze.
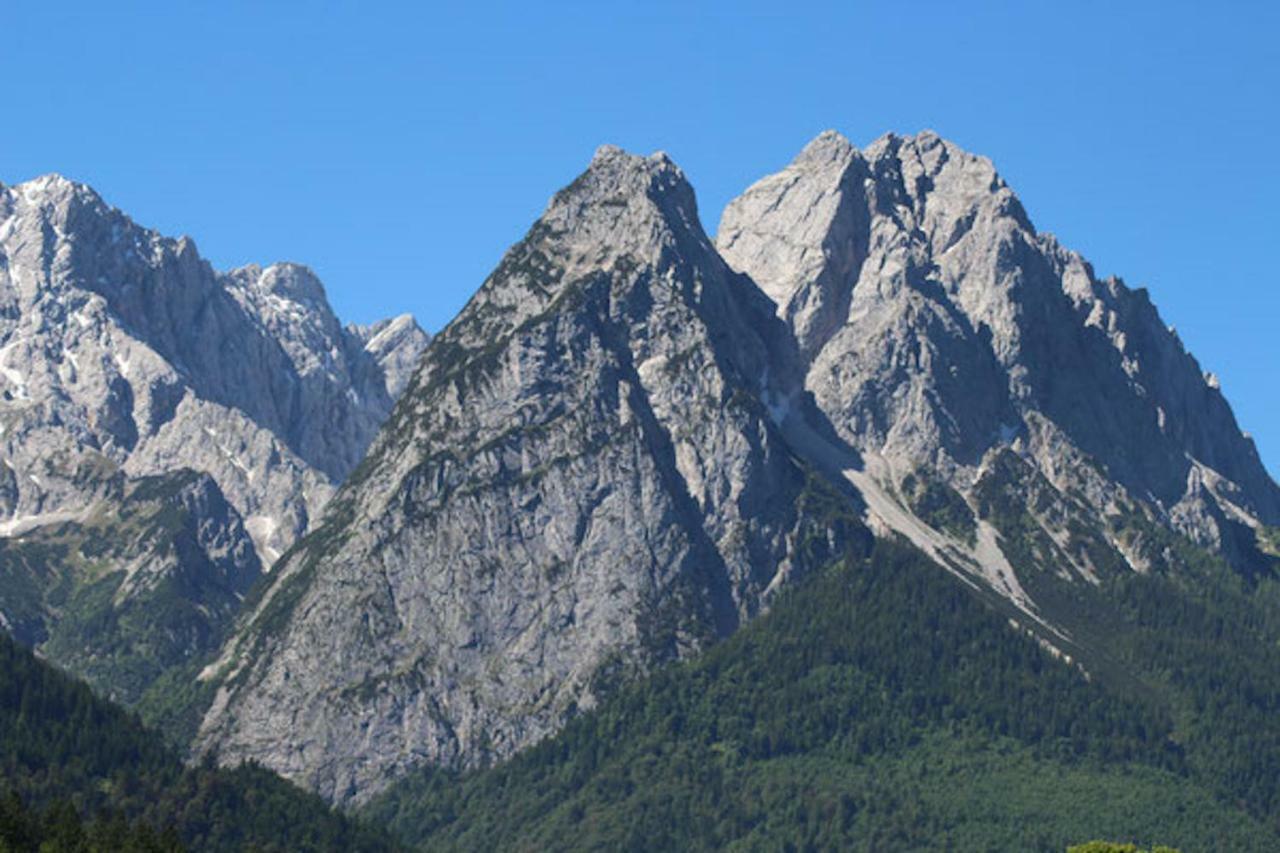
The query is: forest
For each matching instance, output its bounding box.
[0,631,394,852]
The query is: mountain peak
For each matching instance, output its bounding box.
[535,145,707,281]
[8,173,103,209]
[251,262,329,307]
[723,129,1279,549]
[196,136,823,807]
[567,144,692,212]
[18,172,84,193]
[796,129,855,164]
[589,143,678,172]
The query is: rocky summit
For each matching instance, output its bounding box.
[719,130,1279,580]
[0,174,428,703]
[193,145,863,804]
[194,131,1279,807]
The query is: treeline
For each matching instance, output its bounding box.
[0,790,181,852]
[0,631,395,852]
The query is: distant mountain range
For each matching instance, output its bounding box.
[0,174,427,705]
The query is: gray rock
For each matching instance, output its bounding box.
[0,174,429,564]
[0,173,428,706]
[349,315,431,401]
[719,130,1280,569]
[0,467,261,708]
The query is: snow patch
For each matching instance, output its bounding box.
[362,314,415,353]
[0,509,82,537]
[245,514,282,567]
[0,340,30,400]
[204,427,254,482]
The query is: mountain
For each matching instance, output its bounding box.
[0,469,258,709]
[718,130,1280,582]
[194,145,862,804]
[193,130,1279,826]
[0,174,428,706]
[349,313,431,401]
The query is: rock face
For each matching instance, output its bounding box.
[0,174,428,698]
[0,174,428,564]
[197,132,1279,806]
[349,314,431,401]
[0,468,260,706]
[194,146,861,805]
[718,130,1280,573]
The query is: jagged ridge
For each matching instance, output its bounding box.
[194,145,862,805]
[193,131,1279,810]
[0,173,429,710]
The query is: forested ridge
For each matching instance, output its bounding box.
[0,631,395,852]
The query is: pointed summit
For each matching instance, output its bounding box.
[541,144,706,280]
[14,172,94,198]
[424,145,732,383]
[721,129,1279,574]
[795,129,855,165]
[717,129,870,355]
[195,143,843,805]
[250,262,330,307]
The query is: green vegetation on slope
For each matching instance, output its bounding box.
[1257,524,1280,559]
[1067,843,1181,853]
[0,471,258,717]
[0,630,394,852]
[974,448,1280,822]
[364,538,1276,851]
[900,469,976,545]
[0,790,182,852]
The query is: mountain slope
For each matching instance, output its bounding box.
[0,469,258,708]
[0,628,394,851]
[364,537,1279,851]
[195,131,1279,816]
[194,146,864,805]
[0,174,428,706]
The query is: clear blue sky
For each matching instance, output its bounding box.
[3,2,1277,476]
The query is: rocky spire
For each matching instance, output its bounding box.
[193,146,851,805]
